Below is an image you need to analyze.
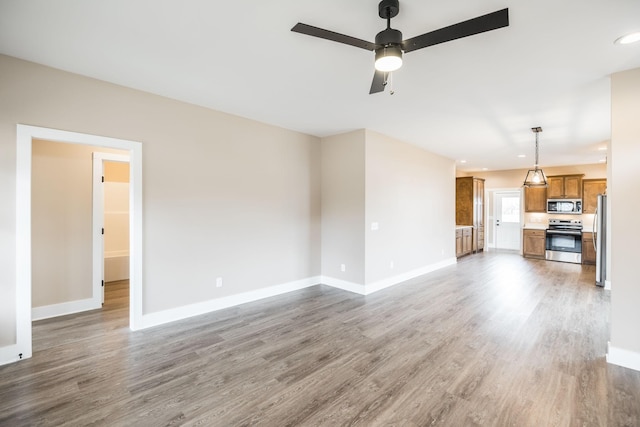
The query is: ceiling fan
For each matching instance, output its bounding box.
[291,0,509,94]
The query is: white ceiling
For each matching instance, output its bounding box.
[1,0,639,172]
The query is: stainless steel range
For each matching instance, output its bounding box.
[546,218,583,264]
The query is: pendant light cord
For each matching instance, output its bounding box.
[534,131,539,169]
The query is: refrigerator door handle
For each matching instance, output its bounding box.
[592,208,598,252]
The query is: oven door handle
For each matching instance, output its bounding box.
[546,230,582,236]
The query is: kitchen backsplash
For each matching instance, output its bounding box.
[524,212,596,232]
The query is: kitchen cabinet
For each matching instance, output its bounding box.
[547,174,584,199]
[582,232,596,265]
[524,186,547,212]
[456,177,485,253]
[523,229,546,259]
[582,179,607,214]
[456,227,473,258]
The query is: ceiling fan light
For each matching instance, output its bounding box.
[375,46,403,72]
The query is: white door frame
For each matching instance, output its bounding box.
[13,124,143,364]
[93,153,130,304]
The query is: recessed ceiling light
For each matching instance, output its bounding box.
[482,168,488,171]
[517,154,526,158]
[615,31,640,45]
[598,146,607,151]
[460,160,467,164]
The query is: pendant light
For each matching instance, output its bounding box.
[523,127,547,187]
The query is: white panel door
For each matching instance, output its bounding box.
[494,191,521,251]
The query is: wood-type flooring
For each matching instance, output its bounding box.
[1,253,639,426]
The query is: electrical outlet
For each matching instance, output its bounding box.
[216,277,223,288]
[340,264,346,272]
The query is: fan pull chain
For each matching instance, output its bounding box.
[388,72,395,95]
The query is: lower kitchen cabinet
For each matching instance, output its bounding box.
[476,226,485,252]
[582,232,596,265]
[523,229,546,259]
[456,227,473,258]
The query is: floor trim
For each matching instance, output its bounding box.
[0,344,23,367]
[365,258,457,294]
[141,276,321,329]
[32,298,101,321]
[607,342,640,372]
[320,276,367,295]
[140,258,457,330]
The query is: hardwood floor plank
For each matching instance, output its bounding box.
[1,253,640,426]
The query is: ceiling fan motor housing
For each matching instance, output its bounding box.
[375,28,403,47]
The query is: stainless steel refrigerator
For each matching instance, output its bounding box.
[594,194,607,287]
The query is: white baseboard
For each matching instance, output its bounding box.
[32,297,101,321]
[322,257,457,296]
[320,276,367,295]
[607,342,640,372]
[364,257,457,295]
[0,344,24,367]
[140,276,322,329]
[604,279,611,290]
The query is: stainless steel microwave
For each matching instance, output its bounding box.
[547,199,582,214]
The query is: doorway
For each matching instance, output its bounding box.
[93,154,130,305]
[493,190,522,251]
[14,125,143,364]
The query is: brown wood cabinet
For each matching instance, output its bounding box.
[456,227,473,257]
[456,177,485,253]
[523,229,546,259]
[582,232,596,265]
[582,179,607,214]
[547,174,584,199]
[524,186,547,212]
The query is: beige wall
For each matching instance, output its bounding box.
[320,130,366,284]
[320,129,456,287]
[364,130,455,284]
[104,161,129,182]
[31,139,126,308]
[610,67,640,355]
[0,54,321,347]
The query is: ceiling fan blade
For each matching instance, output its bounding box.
[369,70,388,94]
[291,23,376,51]
[402,8,509,53]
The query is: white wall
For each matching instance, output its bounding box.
[320,130,366,285]
[609,67,640,370]
[364,130,456,285]
[320,129,456,293]
[0,54,321,349]
[104,169,130,282]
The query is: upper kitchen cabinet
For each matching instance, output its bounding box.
[582,178,607,214]
[524,186,547,212]
[456,177,485,253]
[546,174,584,199]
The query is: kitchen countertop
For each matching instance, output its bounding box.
[522,224,547,230]
[523,223,596,233]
